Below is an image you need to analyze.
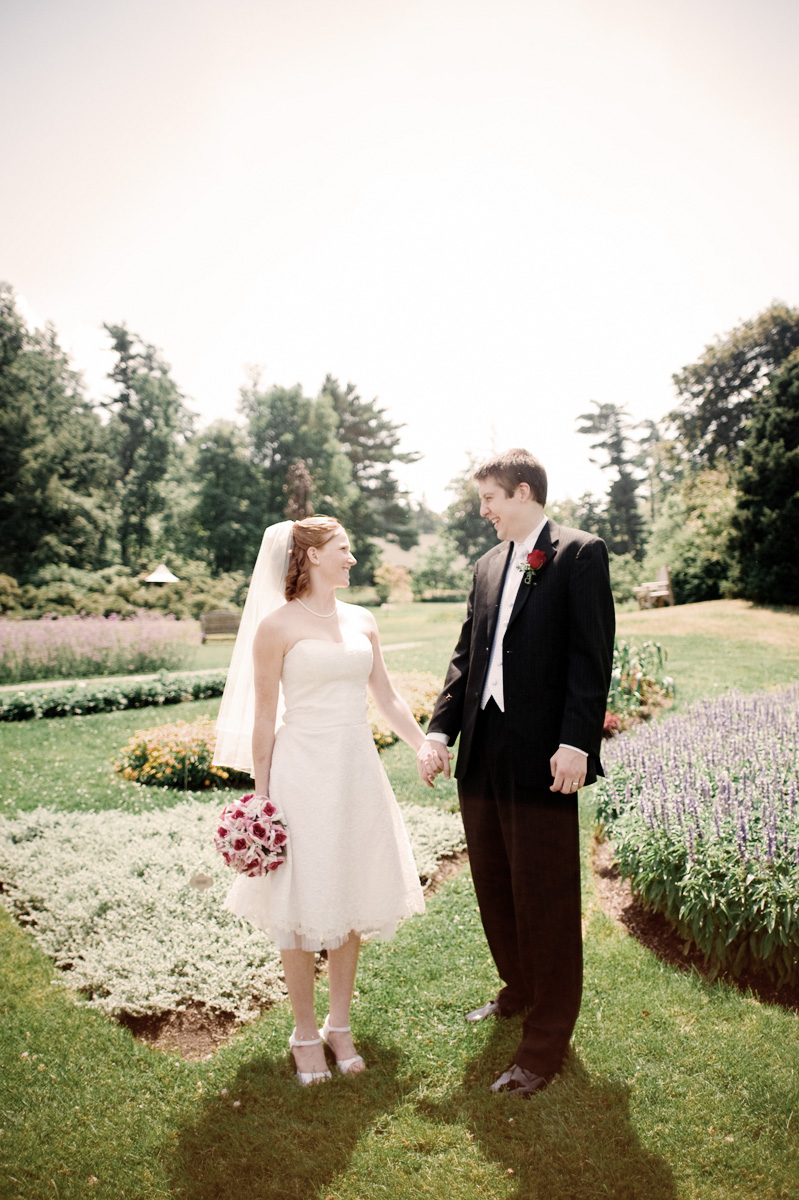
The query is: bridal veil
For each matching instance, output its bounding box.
[212,520,294,774]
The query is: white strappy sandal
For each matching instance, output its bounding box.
[288,1029,333,1086]
[319,1015,366,1075]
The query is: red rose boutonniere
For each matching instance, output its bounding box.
[517,548,548,585]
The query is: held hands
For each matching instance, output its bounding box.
[416,739,453,788]
[549,746,587,794]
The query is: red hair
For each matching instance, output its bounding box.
[285,516,343,601]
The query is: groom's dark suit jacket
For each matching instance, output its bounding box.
[428,520,615,789]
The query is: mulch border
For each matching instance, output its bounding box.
[592,836,799,1013]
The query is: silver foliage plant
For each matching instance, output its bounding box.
[0,799,465,1020]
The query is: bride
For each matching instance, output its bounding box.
[212,516,429,1084]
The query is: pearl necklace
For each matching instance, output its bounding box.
[296,596,338,618]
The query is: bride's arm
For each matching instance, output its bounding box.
[365,617,427,753]
[252,620,284,796]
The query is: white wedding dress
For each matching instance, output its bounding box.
[224,633,425,950]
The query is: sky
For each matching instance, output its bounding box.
[2,0,798,511]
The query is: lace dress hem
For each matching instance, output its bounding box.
[224,886,426,952]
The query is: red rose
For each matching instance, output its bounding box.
[251,822,267,840]
[233,837,248,851]
[527,549,547,570]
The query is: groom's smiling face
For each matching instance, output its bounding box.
[478,476,535,544]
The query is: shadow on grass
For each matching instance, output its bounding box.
[420,1023,677,1200]
[166,1038,403,1200]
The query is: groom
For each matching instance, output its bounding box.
[417,448,614,1096]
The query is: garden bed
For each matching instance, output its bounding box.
[591,838,799,1012]
[596,684,799,988]
[0,797,466,1026]
[0,612,199,685]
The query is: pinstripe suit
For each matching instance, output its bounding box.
[429,520,615,1078]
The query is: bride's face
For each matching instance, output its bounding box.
[311,530,357,588]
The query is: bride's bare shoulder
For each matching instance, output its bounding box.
[255,605,297,648]
[338,599,378,633]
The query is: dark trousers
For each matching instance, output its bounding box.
[458,698,583,1078]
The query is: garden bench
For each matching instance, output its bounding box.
[200,610,241,642]
[633,565,674,609]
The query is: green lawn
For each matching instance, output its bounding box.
[2,600,799,1200]
[616,598,799,710]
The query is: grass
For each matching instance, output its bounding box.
[617,599,799,710]
[2,599,799,1199]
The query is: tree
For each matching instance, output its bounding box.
[284,459,314,520]
[731,355,799,605]
[443,460,496,562]
[641,468,737,604]
[409,537,471,600]
[0,285,115,580]
[576,402,645,557]
[320,375,419,557]
[633,418,678,523]
[547,492,610,541]
[408,497,443,536]
[670,302,799,466]
[239,374,355,528]
[190,421,267,573]
[103,324,195,565]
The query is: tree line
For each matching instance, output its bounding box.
[0,283,430,590]
[440,301,799,607]
[2,280,798,610]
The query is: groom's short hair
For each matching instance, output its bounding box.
[474,449,547,505]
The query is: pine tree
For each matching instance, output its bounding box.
[576,402,645,557]
[103,324,194,565]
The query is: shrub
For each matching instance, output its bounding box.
[604,638,674,734]
[607,553,640,606]
[0,612,198,685]
[0,574,23,613]
[373,563,413,604]
[0,669,228,722]
[596,685,799,987]
[116,717,251,791]
[115,672,444,786]
[8,563,249,621]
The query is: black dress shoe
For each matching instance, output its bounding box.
[464,999,503,1023]
[490,1064,548,1097]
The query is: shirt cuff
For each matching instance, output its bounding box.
[559,743,588,756]
[426,732,450,745]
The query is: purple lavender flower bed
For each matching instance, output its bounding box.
[596,685,799,987]
[0,613,199,685]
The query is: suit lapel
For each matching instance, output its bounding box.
[506,519,560,631]
[484,542,514,646]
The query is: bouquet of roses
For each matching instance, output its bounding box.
[214,793,288,876]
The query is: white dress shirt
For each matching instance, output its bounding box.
[480,518,547,711]
[428,518,588,758]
